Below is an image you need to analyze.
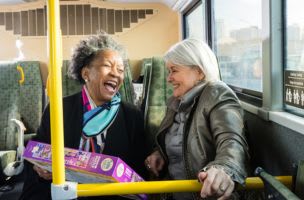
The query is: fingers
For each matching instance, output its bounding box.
[198,167,235,200]
[199,169,217,198]
[218,182,235,200]
[145,150,164,177]
[33,165,52,180]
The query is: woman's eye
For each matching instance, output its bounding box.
[117,68,125,74]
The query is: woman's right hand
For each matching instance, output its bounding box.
[145,150,165,177]
[33,165,52,180]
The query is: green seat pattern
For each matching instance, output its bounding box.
[62,60,82,97]
[0,62,21,151]
[119,60,135,104]
[143,57,173,149]
[18,61,43,134]
[0,61,43,179]
[141,58,153,106]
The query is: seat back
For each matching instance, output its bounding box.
[61,60,135,104]
[142,57,173,149]
[62,60,82,97]
[141,58,153,109]
[0,62,21,151]
[0,61,44,179]
[119,60,135,104]
[18,61,44,135]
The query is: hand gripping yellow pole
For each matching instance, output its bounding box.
[77,176,292,197]
[47,0,65,185]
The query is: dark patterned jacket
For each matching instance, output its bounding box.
[20,92,148,200]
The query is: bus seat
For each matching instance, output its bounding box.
[0,62,21,151]
[18,61,44,139]
[142,57,173,150]
[140,58,153,110]
[0,63,21,182]
[62,60,135,104]
[0,61,43,183]
[119,60,135,104]
[132,58,150,107]
[62,60,82,97]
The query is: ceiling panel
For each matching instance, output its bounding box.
[0,0,175,6]
[0,0,40,5]
[0,0,187,11]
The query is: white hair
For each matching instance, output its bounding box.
[164,38,220,82]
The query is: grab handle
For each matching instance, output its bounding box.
[16,64,24,85]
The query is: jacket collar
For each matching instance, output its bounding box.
[157,81,208,134]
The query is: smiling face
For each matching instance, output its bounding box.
[81,50,124,106]
[166,61,204,99]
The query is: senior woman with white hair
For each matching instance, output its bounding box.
[145,38,249,200]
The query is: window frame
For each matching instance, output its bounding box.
[182,0,207,41]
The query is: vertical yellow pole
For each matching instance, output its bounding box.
[47,0,65,184]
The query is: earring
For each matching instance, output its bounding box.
[84,79,88,82]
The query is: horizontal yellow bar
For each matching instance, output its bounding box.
[77,176,292,197]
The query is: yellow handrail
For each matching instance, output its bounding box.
[77,176,292,197]
[16,64,24,85]
[47,0,65,185]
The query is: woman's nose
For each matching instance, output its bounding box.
[167,74,173,82]
[110,66,119,76]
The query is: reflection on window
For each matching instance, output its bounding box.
[284,0,304,114]
[184,1,206,41]
[213,0,262,92]
[286,0,304,71]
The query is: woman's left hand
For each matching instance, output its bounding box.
[33,165,52,180]
[197,166,235,200]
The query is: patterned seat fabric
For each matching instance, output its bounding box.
[0,61,43,180]
[18,61,43,135]
[141,58,153,109]
[119,60,135,104]
[142,57,173,150]
[62,60,135,104]
[62,60,82,97]
[0,62,21,151]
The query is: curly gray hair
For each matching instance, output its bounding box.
[68,31,126,84]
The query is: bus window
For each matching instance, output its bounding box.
[183,0,206,41]
[284,0,304,116]
[213,0,262,93]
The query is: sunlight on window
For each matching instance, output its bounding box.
[214,0,262,92]
[286,0,304,71]
[284,0,304,114]
[184,1,206,41]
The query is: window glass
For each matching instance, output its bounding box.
[213,0,262,92]
[184,1,206,41]
[284,0,304,114]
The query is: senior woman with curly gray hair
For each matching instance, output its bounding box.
[145,38,249,200]
[20,32,148,200]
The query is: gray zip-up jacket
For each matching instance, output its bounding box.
[155,80,249,198]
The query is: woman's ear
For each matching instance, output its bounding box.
[81,66,89,82]
[196,67,205,81]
